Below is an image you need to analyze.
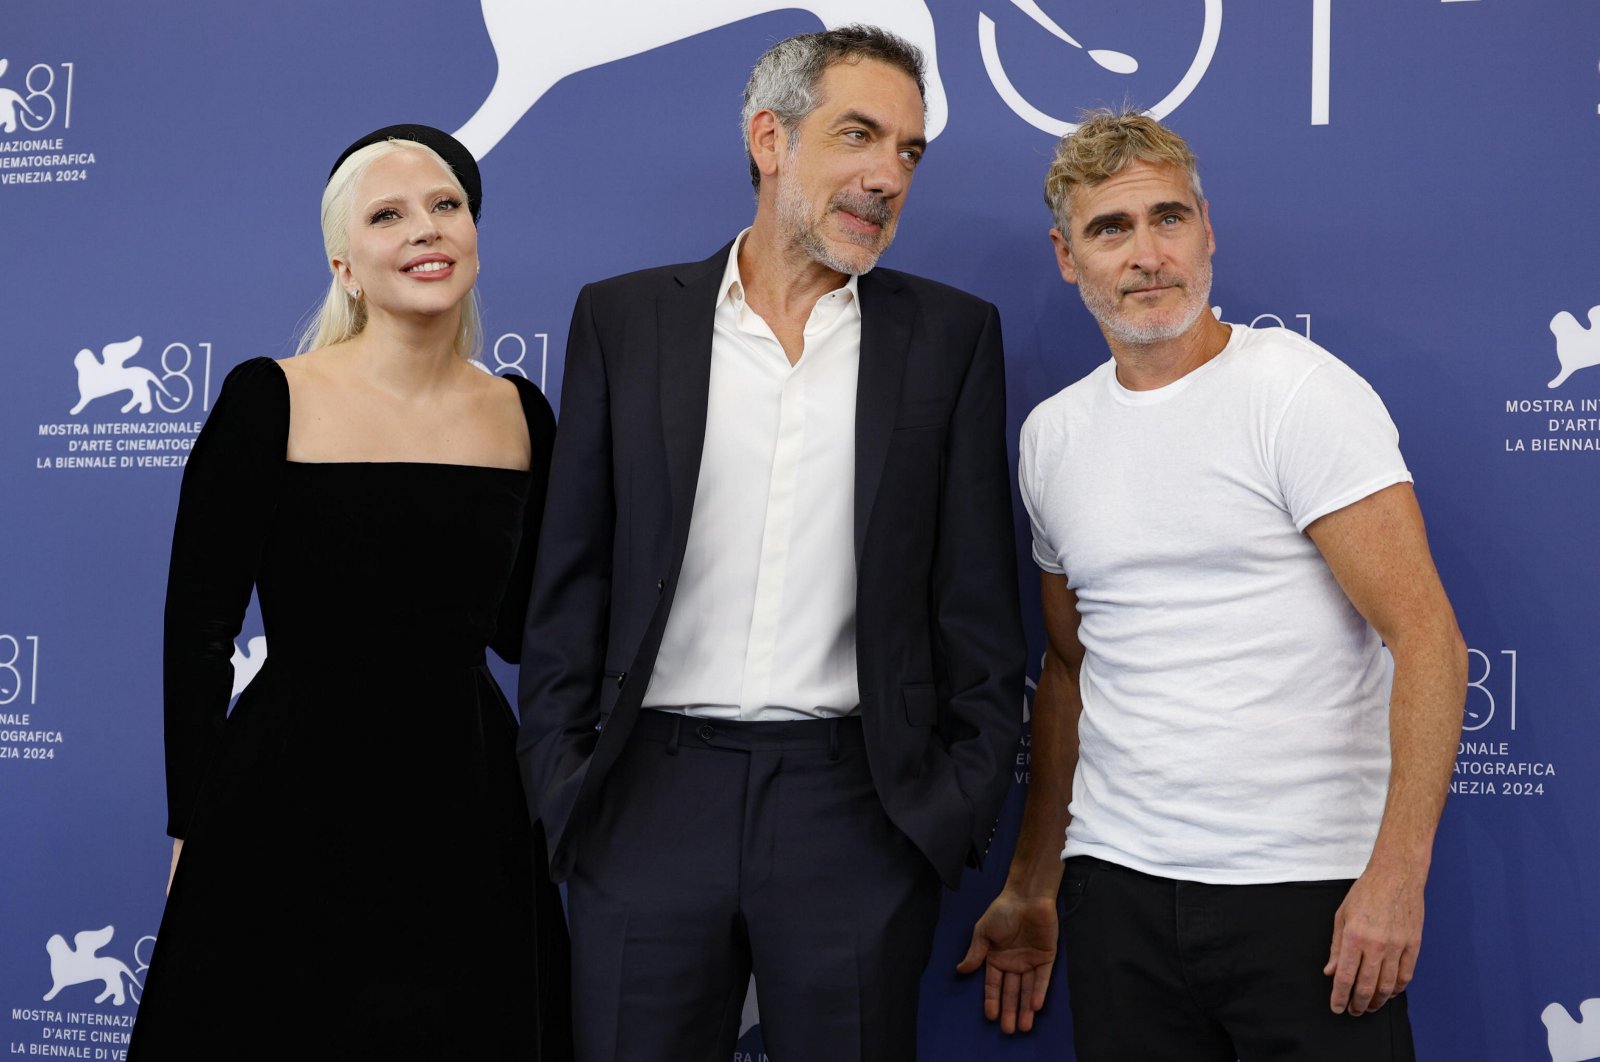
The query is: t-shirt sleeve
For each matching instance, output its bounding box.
[1018,415,1066,574]
[1272,361,1413,531]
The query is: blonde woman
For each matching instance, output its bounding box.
[130,125,571,1060]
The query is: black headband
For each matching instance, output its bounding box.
[328,124,482,222]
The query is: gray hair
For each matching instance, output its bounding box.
[741,24,926,190]
[296,138,483,360]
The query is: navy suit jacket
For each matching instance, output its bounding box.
[517,243,1025,888]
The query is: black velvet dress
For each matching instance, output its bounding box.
[129,358,572,1060]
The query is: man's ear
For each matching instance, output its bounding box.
[748,109,786,182]
[1048,228,1079,286]
[1201,199,1216,256]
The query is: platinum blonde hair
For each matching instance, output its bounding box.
[740,24,925,191]
[296,139,483,359]
[1043,108,1205,237]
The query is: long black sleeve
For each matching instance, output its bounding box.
[490,373,557,665]
[162,357,287,838]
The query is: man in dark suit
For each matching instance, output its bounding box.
[518,24,1024,1061]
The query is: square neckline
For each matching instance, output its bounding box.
[269,357,535,474]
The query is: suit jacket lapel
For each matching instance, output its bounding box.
[854,269,913,563]
[658,243,732,564]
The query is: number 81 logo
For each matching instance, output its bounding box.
[1463,648,1518,733]
[0,59,75,135]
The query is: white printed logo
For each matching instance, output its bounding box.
[1542,998,1600,1062]
[231,636,267,699]
[1547,306,1600,389]
[978,0,1222,136]
[453,0,948,159]
[0,58,41,133]
[69,336,171,416]
[42,926,144,1006]
[0,57,73,136]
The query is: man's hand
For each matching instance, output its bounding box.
[957,890,1059,1034]
[1323,864,1424,1016]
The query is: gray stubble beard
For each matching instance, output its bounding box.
[1080,257,1214,346]
[775,148,894,276]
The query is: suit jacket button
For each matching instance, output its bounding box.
[697,723,716,741]
[656,579,666,592]
[616,672,627,689]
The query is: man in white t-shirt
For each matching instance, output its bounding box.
[957,110,1467,1060]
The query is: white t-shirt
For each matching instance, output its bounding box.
[1019,324,1413,883]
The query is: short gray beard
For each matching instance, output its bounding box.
[1079,257,1213,346]
[775,136,892,276]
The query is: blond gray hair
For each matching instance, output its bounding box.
[1043,108,1204,236]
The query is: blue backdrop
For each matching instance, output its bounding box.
[3,2,1598,1059]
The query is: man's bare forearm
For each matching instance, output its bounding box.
[1365,622,1467,877]
[1004,650,1081,898]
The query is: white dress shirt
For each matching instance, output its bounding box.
[642,232,862,720]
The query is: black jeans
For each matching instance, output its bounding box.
[1061,856,1416,1062]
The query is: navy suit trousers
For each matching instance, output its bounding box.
[566,711,942,1062]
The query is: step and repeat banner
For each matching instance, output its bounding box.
[3,2,1597,1059]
